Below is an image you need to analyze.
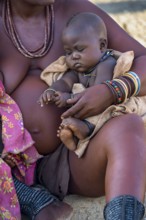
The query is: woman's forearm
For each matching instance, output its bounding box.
[131,55,146,96]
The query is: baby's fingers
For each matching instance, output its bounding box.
[37,96,44,107]
[38,93,49,107]
[46,92,52,102]
[42,92,49,103]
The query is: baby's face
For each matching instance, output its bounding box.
[62,28,104,73]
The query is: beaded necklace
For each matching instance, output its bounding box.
[2,0,55,58]
[83,50,113,77]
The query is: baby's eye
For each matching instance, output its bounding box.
[65,50,72,56]
[77,47,84,52]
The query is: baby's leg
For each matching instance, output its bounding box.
[57,117,94,151]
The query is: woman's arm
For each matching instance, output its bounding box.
[61,83,113,119]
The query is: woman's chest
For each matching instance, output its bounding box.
[0,51,44,94]
[0,26,64,94]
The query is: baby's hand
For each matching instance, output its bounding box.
[38,88,56,107]
[54,91,71,107]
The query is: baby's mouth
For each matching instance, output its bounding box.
[74,63,82,69]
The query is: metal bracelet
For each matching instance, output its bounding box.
[44,88,56,93]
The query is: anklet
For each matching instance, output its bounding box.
[82,119,95,136]
[13,176,59,219]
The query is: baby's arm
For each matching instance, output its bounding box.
[38,70,79,107]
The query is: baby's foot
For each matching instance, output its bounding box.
[57,118,94,151]
[57,126,77,151]
[62,118,94,139]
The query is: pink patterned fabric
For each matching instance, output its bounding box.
[0,81,41,220]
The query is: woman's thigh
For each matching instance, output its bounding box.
[68,114,146,200]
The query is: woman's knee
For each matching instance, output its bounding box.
[99,114,146,202]
[99,114,146,157]
[106,114,144,136]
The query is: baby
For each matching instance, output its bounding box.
[39,12,138,158]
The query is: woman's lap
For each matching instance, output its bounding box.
[36,114,146,202]
[68,114,146,201]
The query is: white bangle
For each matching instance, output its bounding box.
[44,88,56,93]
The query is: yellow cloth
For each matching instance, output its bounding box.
[41,51,146,158]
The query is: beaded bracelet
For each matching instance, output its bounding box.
[102,81,117,104]
[113,78,128,103]
[102,71,141,105]
[104,80,124,104]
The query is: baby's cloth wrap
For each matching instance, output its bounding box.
[0,81,41,220]
[41,51,146,158]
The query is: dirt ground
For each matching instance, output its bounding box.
[90,0,146,47]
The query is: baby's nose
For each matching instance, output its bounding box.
[72,52,80,59]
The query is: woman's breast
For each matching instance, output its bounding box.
[11,75,64,155]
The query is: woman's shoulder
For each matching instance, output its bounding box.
[60,0,111,23]
[59,0,108,22]
[63,0,100,11]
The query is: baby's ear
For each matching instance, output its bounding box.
[99,38,107,52]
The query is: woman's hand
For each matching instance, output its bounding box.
[61,84,114,119]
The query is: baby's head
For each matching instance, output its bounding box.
[62,12,108,73]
